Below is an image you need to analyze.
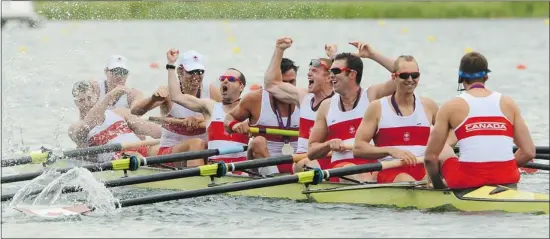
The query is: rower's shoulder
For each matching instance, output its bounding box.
[419,96,438,109]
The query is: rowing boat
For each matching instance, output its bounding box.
[5,159,548,214]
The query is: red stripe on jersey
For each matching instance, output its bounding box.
[89,120,133,146]
[299,117,315,139]
[455,116,514,140]
[327,118,362,141]
[252,125,299,142]
[208,121,249,144]
[374,126,431,147]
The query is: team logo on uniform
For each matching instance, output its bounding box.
[193,55,199,61]
[465,122,507,132]
[349,126,356,135]
[403,132,410,141]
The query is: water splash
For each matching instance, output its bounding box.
[10,167,120,214]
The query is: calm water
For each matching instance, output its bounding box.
[1,19,549,238]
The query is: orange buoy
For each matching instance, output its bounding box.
[249,84,262,91]
[516,64,526,70]
[150,62,159,69]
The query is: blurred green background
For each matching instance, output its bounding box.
[35,1,549,20]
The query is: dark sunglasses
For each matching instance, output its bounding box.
[309,59,330,71]
[329,67,352,75]
[110,68,129,77]
[219,75,242,84]
[394,72,420,80]
[186,69,205,76]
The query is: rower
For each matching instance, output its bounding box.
[353,55,442,183]
[69,81,162,162]
[132,50,223,168]
[423,52,536,189]
[89,55,145,111]
[164,48,248,172]
[224,58,300,176]
[262,37,335,172]
[307,50,396,183]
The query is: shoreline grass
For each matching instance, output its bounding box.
[35,1,549,20]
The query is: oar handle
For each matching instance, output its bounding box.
[249,127,298,137]
[148,116,207,129]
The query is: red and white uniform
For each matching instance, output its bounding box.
[442,92,519,189]
[207,103,248,163]
[251,90,300,175]
[374,95,431,183]
[97,79,130,109]
[298,93,331,169]
[87,110,148,162]
[158,93,209,155]
[326,88,377,182]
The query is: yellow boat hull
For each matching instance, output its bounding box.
[6,161,549,214]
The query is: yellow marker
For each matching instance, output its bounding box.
[18,46,27,54]
[545,19,549,25]
[41,36,49,42]
[378,20,385,26]
[427,35,436,42]
[401,27,408,33]
[232,47,241,54]
[464,47,473,53]
[227,36,236,43]
[222,20,229,25]
[61,28,70,34]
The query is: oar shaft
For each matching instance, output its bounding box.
[1,146,247,184]
[249,127,298,137]
[524,162,549,170]
[535,154,549,160]
[116,158,396,208]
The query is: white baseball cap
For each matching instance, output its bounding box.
[106,55,129,70]
[178,50,205,71]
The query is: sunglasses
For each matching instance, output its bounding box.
[393,72,420,80]
[309,59,330,71]
[329,67,352,75]
[110,68,129,77]
[219,75,242,84]
[186,69,205,76]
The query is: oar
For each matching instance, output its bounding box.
[1,146,248,184]
[249,127,298,137]
[523,162,549,171]
[453,146,550,156]
[1,139,160,167]
[2,153,309,202]
[148,116,299,137]
[13,157,418,217]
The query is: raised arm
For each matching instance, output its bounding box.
[424,101,453,189]
[503,96,536,166]
[307,100,332,160]
[83,86,127,127]
[352,100,390,159]
[166,49,215,118]
[130,86,169,116]
[263,37,306,107]
[209,84,222,102]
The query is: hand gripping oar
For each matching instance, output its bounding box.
[148,116,299,137]
[13,157,420,217]
[2,153,309,202]
[1,139,160,167]
[1,146,248,184]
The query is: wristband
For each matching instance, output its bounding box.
[228,120,239,131]
[166,64,176,70]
